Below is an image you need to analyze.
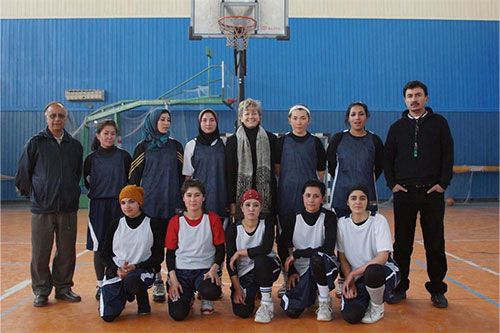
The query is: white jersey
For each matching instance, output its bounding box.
[176,214,215,270]
[112,216,153,268]
[235,219,276,278]
[292,212,325,276]
[336,213,393,273]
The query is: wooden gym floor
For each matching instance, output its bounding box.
[1,203,498,332]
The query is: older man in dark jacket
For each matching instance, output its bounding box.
[16,102,83,307]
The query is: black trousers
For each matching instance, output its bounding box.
[392,187,447,294]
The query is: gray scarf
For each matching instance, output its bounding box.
[235,125,272,218]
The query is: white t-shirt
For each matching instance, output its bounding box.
[336,213,393,272]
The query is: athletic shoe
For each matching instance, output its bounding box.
[335,278,344,298]
[152,280,166,302]
[277,283,287,298]
[361,300,384,324]
[431,293,448,308]
[201,300,214,315]
[95,286,101,301]
[254,302,274,323]
[316,297,332,321]
[386,290,406,304]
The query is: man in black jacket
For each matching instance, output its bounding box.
[384,81,454,308]
[16,102,83,307]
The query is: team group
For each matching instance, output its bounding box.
[15,80,454,325]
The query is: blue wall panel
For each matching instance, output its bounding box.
[1,17,498,200]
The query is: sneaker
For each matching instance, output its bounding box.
[152,280,166,302]
[254,302,274,323]
[431,293,448,308]
[335,278,344,299]
[361,301,384,324]
[316,297,332,321]
[201,300,214,315]
[277,283,287,298]
[95,286,102,301]
[387,290,406,304]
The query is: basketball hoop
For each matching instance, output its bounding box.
[218,15,257,50]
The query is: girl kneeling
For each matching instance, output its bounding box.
[165,179,225,321]
[226,189,280,323]
[278,179,339,321]
[337,184,400,324]
[99,185,164,322]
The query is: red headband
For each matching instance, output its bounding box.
[240,189,262,205]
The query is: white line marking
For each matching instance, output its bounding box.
[0,250,90,301]
[415,241,499,276]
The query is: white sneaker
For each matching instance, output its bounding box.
[335,278,344,298]
[316,297,332,321]
[277,283,287,298]
[152,281,166,302]
[361,301,384,324]
[254,302,274,323]
[201,300,214,315]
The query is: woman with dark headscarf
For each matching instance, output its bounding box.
[129,106,184,302]
[183,109,228,227]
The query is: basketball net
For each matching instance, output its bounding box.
[218,15,257,50]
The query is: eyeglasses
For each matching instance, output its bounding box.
[47,113,66,119]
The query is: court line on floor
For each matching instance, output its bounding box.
[0,250,90,301]
[415,261,499,307]
[415,240,499,276]
[0,295,33,318]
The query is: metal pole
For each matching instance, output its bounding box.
[237,49,245,102]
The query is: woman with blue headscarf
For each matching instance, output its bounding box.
[129,106,184,302]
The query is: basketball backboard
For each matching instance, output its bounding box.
[190,0,289,40]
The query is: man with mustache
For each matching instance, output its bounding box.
[16,102,83,307]
[383,81,454,308]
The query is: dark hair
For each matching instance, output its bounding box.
[302,179,326,197]
[403,80,428,97]
[346,184,370,204]
[181,179,206,198]
[344,102,369,125]
[91,119,119,151]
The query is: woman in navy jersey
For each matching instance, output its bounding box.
[129,106,184,302]
[278,179,339,321]
[165,179,226,321]
[337,184,400,324]
[183,109,228,228]
[274,104,326,297]
[99,185,164,322]
[326,102,384,297]
[226,189,280,323]
[84,120,131,300]
[327,102,384,218]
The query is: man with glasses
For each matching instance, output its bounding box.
[16,102,83,307]
[384,81,454,308]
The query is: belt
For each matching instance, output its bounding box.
[403,184,433,188]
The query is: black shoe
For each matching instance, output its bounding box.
[33,295,48,307]
[387,290,407,304]
[431,293,448,308]
[55,289,82,303]
[137,292,151,315]
[95,286,102,301]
